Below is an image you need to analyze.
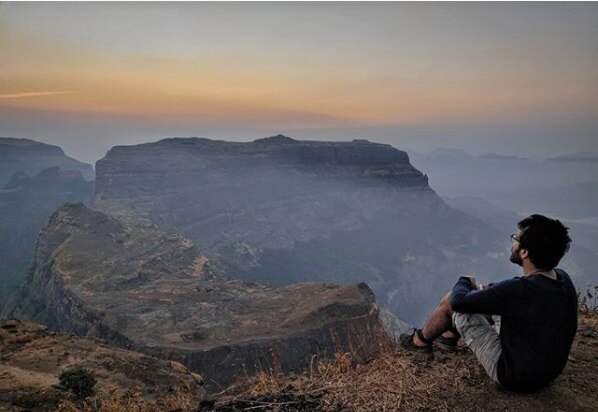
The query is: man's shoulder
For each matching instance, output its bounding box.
[494,276,526,287]
[555,268,577,291]
[485,276,527,296]
[555,268,573,282]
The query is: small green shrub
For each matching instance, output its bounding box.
[58,366,97,399]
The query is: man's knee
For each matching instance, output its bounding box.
[441,292,452,307]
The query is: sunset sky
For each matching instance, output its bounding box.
[1,2,597,164]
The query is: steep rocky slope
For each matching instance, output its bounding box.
[95,135,512,324]
[0,319,205,412]
[0,137,94,186]
[2,204,385,391]
[0,167,92,302]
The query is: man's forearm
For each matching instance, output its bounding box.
[449,276,520,316]
[449,276,475,311]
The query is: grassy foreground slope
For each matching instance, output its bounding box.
[2,313,595,411]
[204,311,597,412]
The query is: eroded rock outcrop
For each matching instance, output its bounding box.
[94,135,511,323]
[2,204,385,391]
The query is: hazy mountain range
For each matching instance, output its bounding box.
[2,136,596,322]
[410,148,598,220]
[0,138,94,186]
[0,139,94,301]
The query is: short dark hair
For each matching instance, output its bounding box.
[517,214,571,270]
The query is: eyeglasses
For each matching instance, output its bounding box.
[510,233,521,242]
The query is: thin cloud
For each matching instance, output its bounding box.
[0,91,79,99]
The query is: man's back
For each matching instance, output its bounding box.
[498,269,578,392]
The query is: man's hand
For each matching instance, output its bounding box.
[461,275,478,290]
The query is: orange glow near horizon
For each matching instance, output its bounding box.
[1,3,596,131]
[5,48,589,129]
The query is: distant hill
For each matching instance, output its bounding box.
[0,137,94,186]
[0,137,94,306]
[547,153,598,163]
[507,181,598,219]
[0,167,92,303]
[410,148,598,219]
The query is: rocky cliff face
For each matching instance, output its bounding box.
[2,204,385,391]
[95,135,431,229]
[0,167,93,302]
[94,135,512,324]
[0,137,94,186]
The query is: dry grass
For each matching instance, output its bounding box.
[205,311,598,412]
[56,388,198,412]
[225,348,483,412]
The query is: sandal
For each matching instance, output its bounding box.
[434,335,459,351]
[399,329,433,353]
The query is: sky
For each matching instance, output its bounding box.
[1,2,597,164]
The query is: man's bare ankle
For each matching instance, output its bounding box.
[413,331,430,347]
[441,331,456,339]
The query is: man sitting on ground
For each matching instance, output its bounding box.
[400,214,577,393]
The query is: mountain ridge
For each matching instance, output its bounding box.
[0,137,94,184]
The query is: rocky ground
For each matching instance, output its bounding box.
[1,313,595,411]
[0,319,205,412]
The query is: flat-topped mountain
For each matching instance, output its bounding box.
[95,135,431,224]
[0,137,94,185]
[0,167,92,303]
[95,135,512,324]
[98,135,426,182]
[2,203,385,391]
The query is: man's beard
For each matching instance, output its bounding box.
[510,247,523,266]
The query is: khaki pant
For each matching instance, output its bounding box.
[452,312,502,384]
